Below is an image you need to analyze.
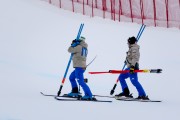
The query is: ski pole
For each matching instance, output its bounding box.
[110,24,146,95]
[57,23,84,96]
[86,55,97,67]
[110,63,126,95]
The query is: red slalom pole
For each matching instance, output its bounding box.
[89,69,162,74]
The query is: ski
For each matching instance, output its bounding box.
[89,69,162,74]
[115,97,162,102]
[41,92,112,102]
[40,92,81,98]
[40,92,57,97]
[55,96,112,103]
[93,94,115,98]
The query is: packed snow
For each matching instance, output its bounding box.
[0,0,180,120]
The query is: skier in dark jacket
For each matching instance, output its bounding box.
[116,36,149,100]
[67,36,94,100]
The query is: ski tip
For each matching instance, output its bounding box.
[139,100,162,102]
[158,69,162,73]
[150,69,162,73]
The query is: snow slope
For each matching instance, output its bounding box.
[0,0,180,120]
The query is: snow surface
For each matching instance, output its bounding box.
[0,0,180,120]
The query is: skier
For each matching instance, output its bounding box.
[67,36,94,100]
[115,36,149,100]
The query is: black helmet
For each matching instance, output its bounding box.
[128,36,137,44]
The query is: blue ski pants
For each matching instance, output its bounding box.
[118,68,146,96]
[69,67,92,97]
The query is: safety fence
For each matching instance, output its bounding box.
[42,0,180,29]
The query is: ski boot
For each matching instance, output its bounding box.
[115,88,133,99]
[80,95,96,101]
[136,95,149,100]
[66,87,82,98]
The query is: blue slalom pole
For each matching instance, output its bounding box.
[110,24,146,95]
[136,25,146,41]
[76,24,84,40]
[57,23,84,96]
[136,25,144,40]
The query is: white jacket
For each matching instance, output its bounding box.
[125,43,140,67]
[68,41,88,68]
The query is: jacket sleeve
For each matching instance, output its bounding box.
[68,45,81,54]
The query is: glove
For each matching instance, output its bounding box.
[71,40,80,47]
[130,65,135,74]
[71,39,76,45]
[71,42,79,47]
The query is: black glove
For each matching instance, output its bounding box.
[130,65,135,74]
[71,39,76,45]
[71,39,80,47]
